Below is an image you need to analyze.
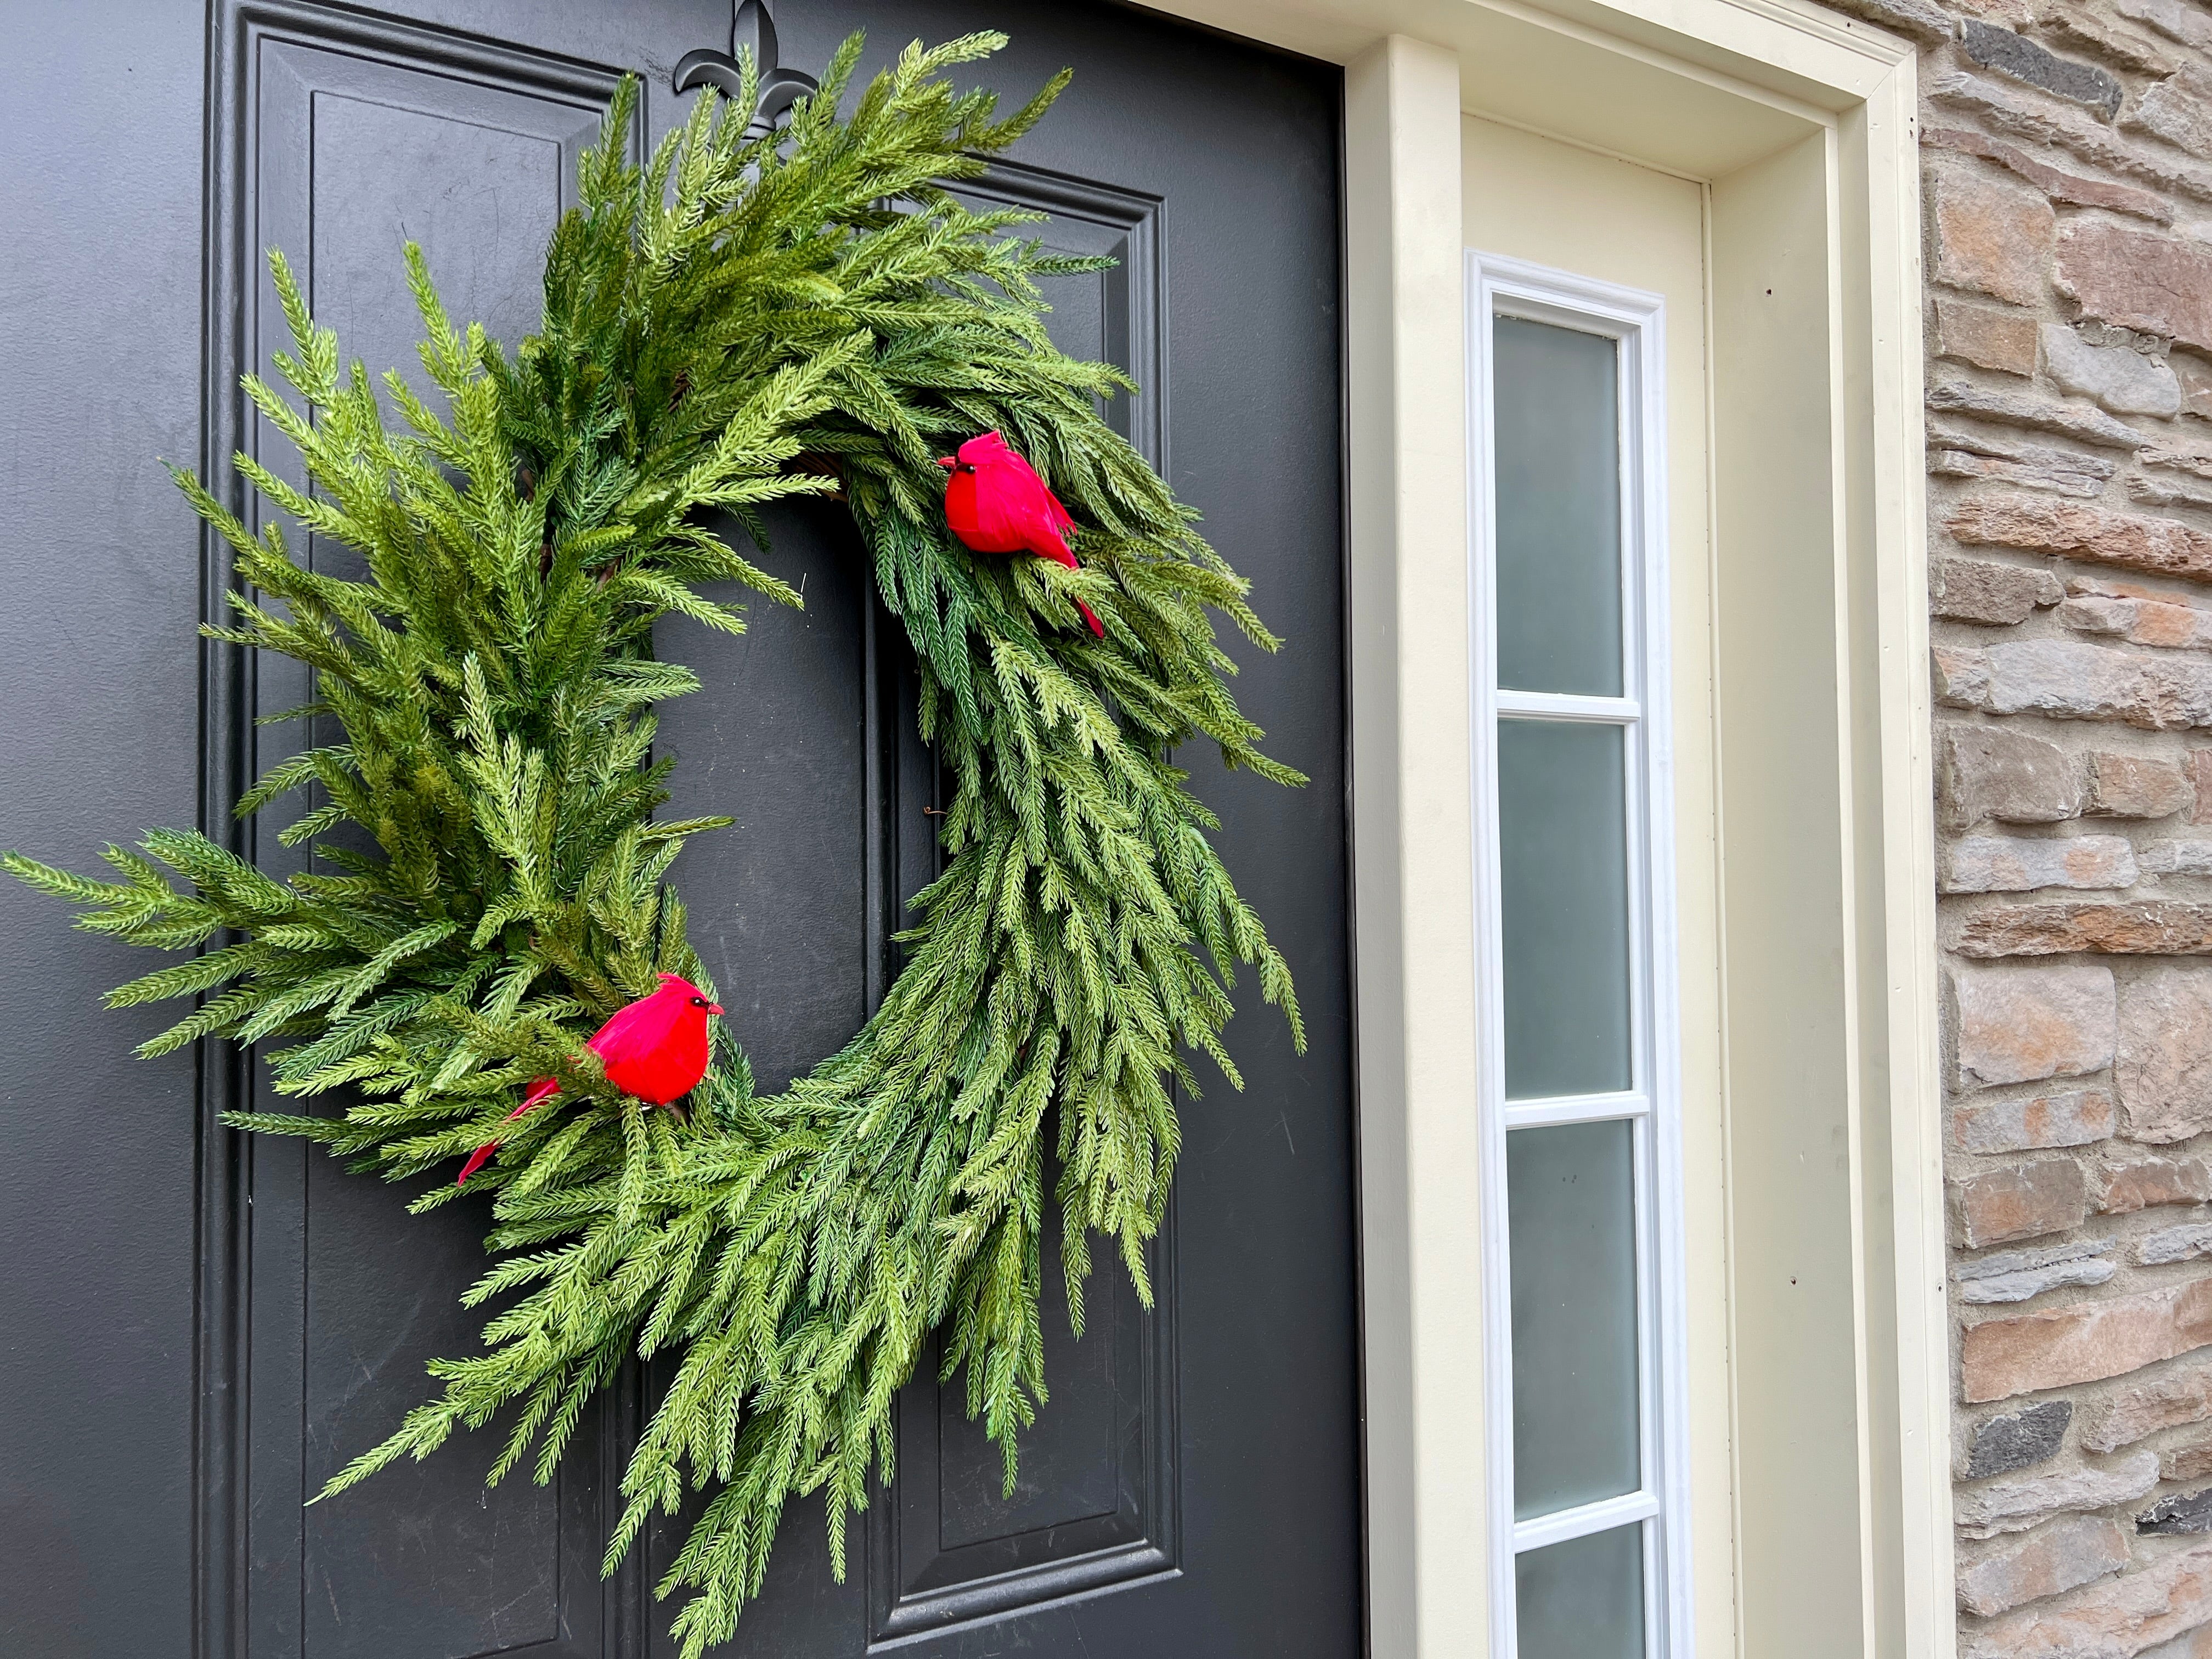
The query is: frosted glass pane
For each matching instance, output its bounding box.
[1498,719,1632,1099]
[1516,1524,1646,1659]
[1494,316,1623,697]
[1509,1120,1640,1519]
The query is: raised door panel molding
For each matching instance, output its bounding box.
[202,7,635,1657]
[865,1217,1182,1643]
[864,157,1181,1647]
[950,158,1166,472]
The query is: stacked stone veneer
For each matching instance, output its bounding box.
[1820,0,2212,1647]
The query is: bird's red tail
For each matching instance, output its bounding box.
[456,1077,561,1186]
[1034,539,1105,636]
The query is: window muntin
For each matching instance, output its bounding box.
[1471,258,1687,1659]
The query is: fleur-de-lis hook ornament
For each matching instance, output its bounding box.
[673,0,819,136]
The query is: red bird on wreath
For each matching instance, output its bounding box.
[456,973,723,1186]
[938,430,1105,637]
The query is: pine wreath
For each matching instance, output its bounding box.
[4,32,1304,1656]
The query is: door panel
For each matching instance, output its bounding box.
[216,10,665,1657]
[645,128,1189,1659]
[1,4,1352,1656]
[872,162,1180,1647]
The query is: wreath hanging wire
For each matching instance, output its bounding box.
[4,34,1304,1654]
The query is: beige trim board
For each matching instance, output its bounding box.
[1342,32,1480,1658]
[1141,3,1946,1657]
[1161,0,1910,174]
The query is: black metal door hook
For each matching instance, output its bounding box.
[673,0,819,133]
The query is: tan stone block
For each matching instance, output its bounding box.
[1955,1450,2159,1541]
[1959,1515,2134,1617]
[1942,725,2085,828]
[1978,639,2212,729]
[2063,595,2141,641]
[2135,475,2212,518]
[1953,1088,2117,1154]
[1938,295,2042,375]
[2047,5,2179,78]
[1932,650,2212,753]
[1926,125,2174,223]
[2082,1357,2212,1451]
[2087,752,2194,820]
[2138,1224,2212,1266]
[2194,752,2212,825]
[2133,602,2212,651]
[1959,1238,2117,1305]
[2142,1623,2212,1659]
[2143,445,2212,483]
[1931,69,2212,210]
[2166,1441,2212,1483]
[1957,902,2212,958]
[1951,963,2118,1086]
[2046,323,2185,420]
[1960,1541,2212,1659]
[1821,0,1954,42]
[1933,445,2111,498]
[2177,353,2212,422]
[2071,574,2202,602]
[1961,1280,2212,1402]
[1936,645,1994,710]
[2066,597,2212,657]
[1933,161,2057,308]
[1944,835,2137,894]
[2119,969,2212,1143]
[1949,496,2212,585]
[2058,219,2212,357]
[1973,639,2148,723]
[2114,0,2212,54]
[2154,839,2212,874]
[1954,0,2033,27]
[1937,555,2066,624]
[2094,1152,2212,1214]
[2132,65,2212,163]
[1955,1160,2091,1248]
[1929,376,2148,449]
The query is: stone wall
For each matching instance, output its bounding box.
[1822,0,2212,1648]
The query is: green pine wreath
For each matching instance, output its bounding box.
[4,32,1305,1656]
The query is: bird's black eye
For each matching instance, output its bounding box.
[690,995,706,1007]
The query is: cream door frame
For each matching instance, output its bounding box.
[1139,3,1941,1657]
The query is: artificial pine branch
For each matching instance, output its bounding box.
[7,33,1305,1656]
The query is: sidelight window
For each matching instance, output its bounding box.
[1468,256,1691,1659]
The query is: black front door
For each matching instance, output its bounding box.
[0,4,1355,1656]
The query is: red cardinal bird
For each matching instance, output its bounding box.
[456,973,723,1186]
[938,431,1105,637]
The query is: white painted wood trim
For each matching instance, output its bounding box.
[1514,1487,1664,1553]
[1496,689,1642,723]
[1503,1090,1650,1130]
[1848,48,1956,1657]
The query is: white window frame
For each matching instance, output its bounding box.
[1466,252,1691,1659]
